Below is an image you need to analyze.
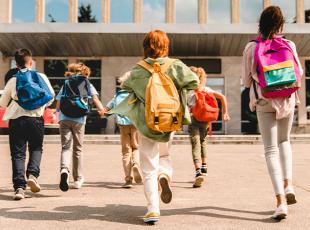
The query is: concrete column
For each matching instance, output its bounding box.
[231,0,240,23]
[165,0,175,23]
[134,0,142,23]
[263,0,270,9]
[198,0,207,24]
[102,0,110,23]
[0,0,12,23]
[0,52,10,89]
[69,0,78,23]
[34,57,44,73]
[222,57,242,134]
[36,0,45,23]
[296,0,305,24]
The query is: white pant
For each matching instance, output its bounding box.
[138,133,173,214]
[257,100,294,196]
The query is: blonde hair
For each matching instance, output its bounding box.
[190,66,206,82]
[64,63,91,77]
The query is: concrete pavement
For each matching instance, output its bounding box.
[0,143,310,230]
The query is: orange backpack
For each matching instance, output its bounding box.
[191,89,219,134]
[137,59,183,133]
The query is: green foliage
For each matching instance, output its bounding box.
[78,4,97,23]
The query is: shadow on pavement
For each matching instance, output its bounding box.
[0,204,276,225]
[83,181,128,190]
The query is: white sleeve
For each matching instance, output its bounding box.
[0,78,15,108]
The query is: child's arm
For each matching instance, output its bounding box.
[213,92,230,121]
[92,95,105,117]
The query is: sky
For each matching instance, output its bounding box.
[11,0,305,24]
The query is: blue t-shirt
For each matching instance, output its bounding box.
[56,83,98,124]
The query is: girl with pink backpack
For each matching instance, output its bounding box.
[242,6,303,220]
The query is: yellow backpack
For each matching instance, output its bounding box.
[137,59,183,133]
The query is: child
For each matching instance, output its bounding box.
[104,72,142,188]
[108,30,199,224]
[242,6,302,220]
[0,48,55,200]
[56,63,105,191]
[188,66,230,188]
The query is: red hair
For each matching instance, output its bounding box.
[143,30,170,58]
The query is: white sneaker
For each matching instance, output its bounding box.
[73,177,85,189]
[285,186,297,205]
[271,204,288,220]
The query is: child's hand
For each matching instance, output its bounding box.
[98,108,107,117]
[223,113,230,121]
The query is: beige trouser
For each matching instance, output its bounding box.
[59,120,85,181]
[119,125,139,182]
[138,133,173,215]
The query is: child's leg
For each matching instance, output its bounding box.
[9,118,27,191]
[138,133,160,215]
[59,121,73,173]
[130,125,139,165]
[120,125,133,183]
[189,124,202,169]
[71,122,85,181]
[199,123,208,173]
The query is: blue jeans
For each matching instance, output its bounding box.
[9,116,44,190]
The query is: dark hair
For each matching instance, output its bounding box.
[259,6,285,39]
[14,48,32,68]
[143,30,169,58]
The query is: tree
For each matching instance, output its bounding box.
[78,4,97,23]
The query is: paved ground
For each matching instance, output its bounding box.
[0,143,310,230]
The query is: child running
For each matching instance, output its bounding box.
[188,66,230,188]
[56,63,105,191]
[108,30,199,224]
[104,72,142,188]
[242,6,302,220]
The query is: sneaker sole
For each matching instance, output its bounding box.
[132,166,142,184]
[27,179,41,193]
[272,213,287,220]
[59,173,69,192]
[143,217,159,225]
[13,194,25,200]
[193,176,204,188]
[286,193,297,205]
[159,177,172,204]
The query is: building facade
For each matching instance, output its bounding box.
[0,0,310,134]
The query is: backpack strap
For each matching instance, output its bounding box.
[137,58,177,73]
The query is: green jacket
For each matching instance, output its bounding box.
[109,57,199,142]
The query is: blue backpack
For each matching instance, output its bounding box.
[60,75,92,118]
[16,70,53,110]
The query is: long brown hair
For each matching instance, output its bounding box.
[259,6,285,39]
[143,30,169,58]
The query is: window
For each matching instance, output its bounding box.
[241,87,258,134]
[270,0,296,23]
[111,0,133,23]
[176,0,198,23]
[12,0,36,22]
[240,0,262,23]
[305,60,310,119]
[206,77,225,134]
[305,0,310,23]
[45,0,69,22]
[78,60,102,96]
[208,0,231,24]
[180,59,221,74]
[143,0,165,23]
[78,0,101,22]
[44,59,68,95]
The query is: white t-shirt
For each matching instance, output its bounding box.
[187,86,215,109]
[0,68,55,121]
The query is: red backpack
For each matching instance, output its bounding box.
[191,89,220,134]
